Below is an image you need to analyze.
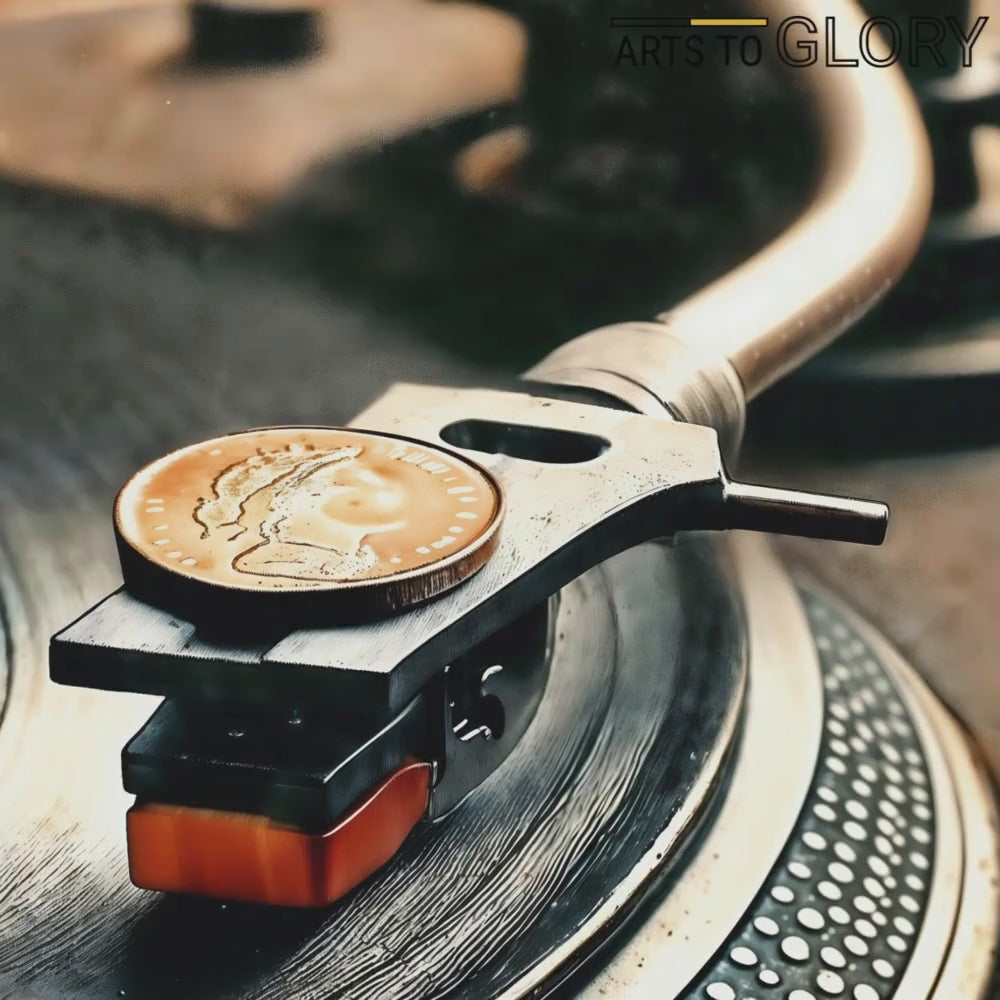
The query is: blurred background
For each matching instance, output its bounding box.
[0,0,997,766]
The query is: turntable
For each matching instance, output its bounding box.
[0,1,996,999]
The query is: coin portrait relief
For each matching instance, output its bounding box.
[194,443,406,582]
[115,428,503,594]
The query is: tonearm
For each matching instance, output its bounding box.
[49,0,932,908]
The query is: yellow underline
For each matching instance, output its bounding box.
[689,18,768,27]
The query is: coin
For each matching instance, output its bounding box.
[114,427,503,622]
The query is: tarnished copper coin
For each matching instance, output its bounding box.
[114,427,503,622]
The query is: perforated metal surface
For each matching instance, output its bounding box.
[689,588,935,1000]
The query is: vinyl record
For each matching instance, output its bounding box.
[0,187,746,999]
